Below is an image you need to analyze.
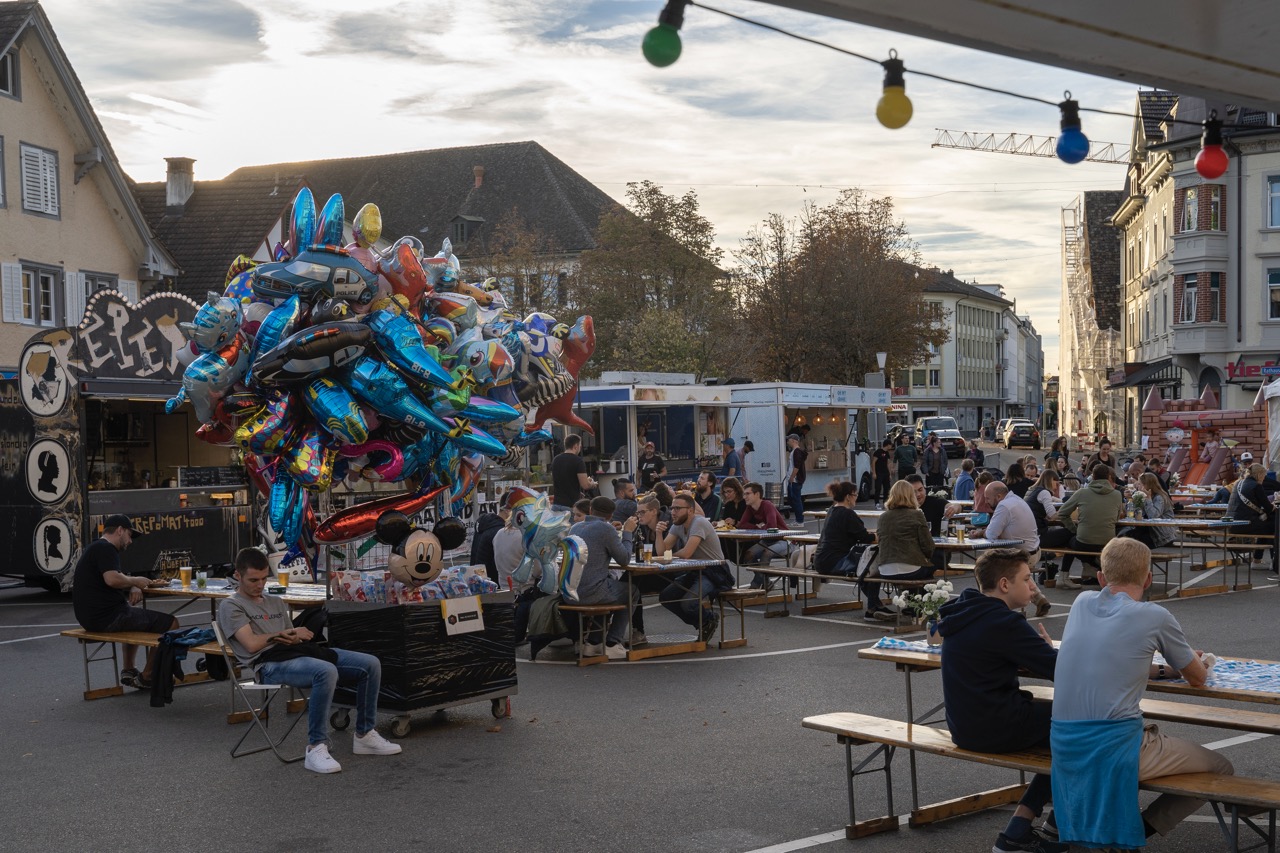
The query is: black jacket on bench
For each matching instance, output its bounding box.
[812,506,874,574]
[937,588,1057,753]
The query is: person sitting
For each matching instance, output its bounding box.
[627,494,669,644]
[1200,430,1220,463]
[1050,538,1231,848]
[1055,463,1124,585]
[611,477,638,523]
[218,547,401,774]
[719,478,747,528]
[1028,470,1075,589]
[939,548,1063,853]
[655,492,734,642]
[983,481,1050,616]
[1118,472,1177,551]
[972,471,996,520]
[739,482,791,584]
[71,514,176,690]
[965,438,985,468]
[1005,461,1032,499]
[694,471,723,521]
[952,458,976,501]
[811,480,874,576]
[1226,462,1279,565]
[653,481,675,512]
[572,499,591,524]
[468,510,505,582]
[568,497,639,660]
[862,480,937,621]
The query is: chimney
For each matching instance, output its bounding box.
[165,157,195,214]
[473,165,484,188]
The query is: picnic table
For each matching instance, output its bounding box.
[1125,517,1251,594]
[146,579,328,619]
[622,558,729,661]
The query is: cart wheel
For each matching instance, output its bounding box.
[491,697,510,719]
[330,709,351,730]
[195,658,208,673]
[390,716,411,738]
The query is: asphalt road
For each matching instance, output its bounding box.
[4,540,1278,853]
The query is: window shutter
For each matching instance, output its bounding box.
[64,272,85,325]
[118,279,138,304]
[20,146,58,216]
[1,262,21,323]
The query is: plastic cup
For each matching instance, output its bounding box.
[642,544,654,561]
[196,571,207,590]
[277,568,289,588]
[179,566,192,588]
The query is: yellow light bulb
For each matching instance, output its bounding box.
[876,86,913,129]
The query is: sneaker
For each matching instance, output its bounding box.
[1033,593,1052,618]
[992,828,1069,853]
[871,607,899,622]
[698,610,720,643]
[353,729,402,756]
[1055,576,1081,590]
[581,642,605,658]
[305,743,342,774]
[120,668,140,688]
[875,502,884,510]
[630,630,648,646]
[1079,576,1100,586]
[1040,811,1058,839]
[605,643,628,660]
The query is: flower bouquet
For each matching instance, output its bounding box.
[892,579,954,643]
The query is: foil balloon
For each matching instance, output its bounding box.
[282,423,336,490]
[314,193,345,248]
[269,474,305,545]
[337,439,405,482]
[442,418,507,457]
[378,243,431,316]
[251,296,303,368]
[364,310,455,389]
[180,291,242,353]
[235,393,302,456]
[303,376,368,445]
[507,492,588,601]
[252,322,371,386]
[289,187,317,257]
[341,356,452,436]
[352,203,382,249]
[167,332,250,422]
[525,315,595,433]
[420,316,456,348]
[196,420,236,446]
[313,483,448,544]
[240,301,273,345]
[428,292,479,331]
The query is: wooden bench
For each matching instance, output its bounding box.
[715,588,756,649]
[747,567,864,618]
[558,604,626,667]
[61,628,223,700]
[1024,685,1280,735]
[1040,548,1175,595]
[803,711,1280,851]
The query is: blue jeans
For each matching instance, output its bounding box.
[257,648,382,747]
[787,481,805,523]
[575,577,635,645]
[659,572,717,628]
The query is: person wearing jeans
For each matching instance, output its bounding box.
[785,434,808,523]
[219,548,403,774]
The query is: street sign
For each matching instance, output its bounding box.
[1261,366,1280,376]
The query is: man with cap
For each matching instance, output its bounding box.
[72,514,176,689]
[638,441,666,491]
[722,438,741,478]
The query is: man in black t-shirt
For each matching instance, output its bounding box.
[637,441,666,491]
[72,514,176,689]
[551,434,595,509]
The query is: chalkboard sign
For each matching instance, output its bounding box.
[152,548,196,581]
[179,466,247,487]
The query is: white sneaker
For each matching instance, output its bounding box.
[1055,576,1081,590]
[605,643,628,660]
[630,630,648,645]
[581,642,605,658]
[353,729,402,756]
[305,743,342,774]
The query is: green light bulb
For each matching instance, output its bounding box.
[876,86,913,129]
[642,23,682,67]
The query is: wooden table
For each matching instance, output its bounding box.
[1128,517,1251,594]
[622,559,726,661]
[147,580,328,619]
[716,527,814,603]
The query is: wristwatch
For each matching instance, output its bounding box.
[1156,664,1167,679]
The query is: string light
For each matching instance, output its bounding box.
[643,0,689,67]
[876,51,913,129]
[1055,94,1089,164]
[1195,111,1229,179]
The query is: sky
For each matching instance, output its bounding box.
[38,0,1146,373]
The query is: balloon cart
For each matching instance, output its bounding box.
[324,539,517,739]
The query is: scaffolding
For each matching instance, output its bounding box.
[1061,198,1123,448]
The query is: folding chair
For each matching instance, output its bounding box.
[211,621,307,763]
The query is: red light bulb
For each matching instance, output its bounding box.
[1195,144,1229,179]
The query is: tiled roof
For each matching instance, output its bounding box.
[0,1,36,54]
[1082,189,1127,331]
[1137,90,1178,144]
[132,174,301,299]
[227,141,616,255]
[920,266,1013,306]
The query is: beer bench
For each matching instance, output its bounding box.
[557,603,626,667]
[747,568,932,631]
[1040,548,1175,594]
[802,711,1280,852]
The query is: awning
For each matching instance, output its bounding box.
[77,377,181,401]
[1107,359,1184,389]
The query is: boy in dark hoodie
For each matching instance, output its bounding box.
[938,548,1062,853]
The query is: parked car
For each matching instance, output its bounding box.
[1001,418,1035,444]
[914,416,966,458]
[1005,422,1042,449]
[885,424,915,446]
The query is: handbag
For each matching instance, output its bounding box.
[855,543,880,578]
[256,641,339,665]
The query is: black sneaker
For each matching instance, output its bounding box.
[1079,576,1100,586]
[698,611,719,643]
[120,668,140,688]
[992,829,1069,853]
[1040,812,1058,839]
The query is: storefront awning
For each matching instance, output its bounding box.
[1107,359,1184,389]
[78,378,182,401]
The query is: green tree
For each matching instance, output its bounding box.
[465,207,571,317]
[567,181,737,379]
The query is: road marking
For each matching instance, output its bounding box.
[741,829,847,852]
[0,632,60,645]
[1204,732,1272,750]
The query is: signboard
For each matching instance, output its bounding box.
[832,386,891,408]
[1261,366,1280,376]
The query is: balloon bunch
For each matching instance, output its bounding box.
[504,487,588,601]
[166,188,596,558]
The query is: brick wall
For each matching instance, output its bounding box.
[1172,272,1225,324]
[1140,389,1266,483]
[1174,184,1228,233]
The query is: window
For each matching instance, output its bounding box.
[1270,270,1280,320]
[452,221,468,244]
[928,369,940,387]
[1270,178,1280,228]
[1207,186,1222,230]
[20,143,58,217]
[1181,274,1197,323]
[1163,290,1168,328]
[0,136,5,208]
[20,265,60,326]
[1182,187,1198,232]
[1143,307,1150,339]
[911,369,926,387]
[83,272,117,294]
[0,51,15,98]
[1210,272,1221,322]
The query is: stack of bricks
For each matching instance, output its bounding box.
[1140,386,1267,482]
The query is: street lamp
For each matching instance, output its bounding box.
[876,351,888,387]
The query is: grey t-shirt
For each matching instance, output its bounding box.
[217,591,291,670]
[1052,588,1195,721]
[671,515,726,562]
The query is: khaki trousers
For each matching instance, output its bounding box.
[1139,723,1234,835]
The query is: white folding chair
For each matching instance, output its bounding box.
[211,621,308,763]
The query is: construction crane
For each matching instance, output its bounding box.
[932,129,1131,165]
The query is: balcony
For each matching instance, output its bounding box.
[1171,322,1228,354]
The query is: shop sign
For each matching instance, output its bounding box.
[831,385,890,407]
[1225,357,1280,383]
[69,290,199,382]
[780,386,833,405]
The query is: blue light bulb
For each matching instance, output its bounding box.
[1056,126,1089,164]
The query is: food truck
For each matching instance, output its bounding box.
[1,290,252,591]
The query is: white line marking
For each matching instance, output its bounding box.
[740,829,846,852]
[1203,732,1273,750]
[0,632,60,645]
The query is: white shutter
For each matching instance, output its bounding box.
[64,272,85,325]
[20,145,58,216]
[1,262,21,324]
[118,279,138,305]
